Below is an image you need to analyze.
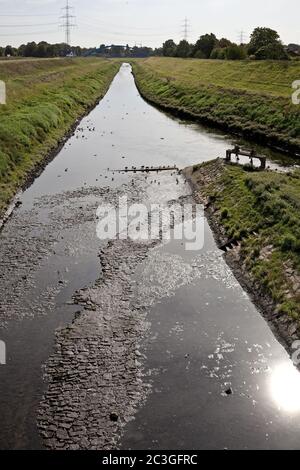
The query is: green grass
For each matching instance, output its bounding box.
[131,57,300,152]
[0,58,120,217]
[191,159,300,322]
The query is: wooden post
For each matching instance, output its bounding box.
[260,157,266,170]
[226,150,231,162]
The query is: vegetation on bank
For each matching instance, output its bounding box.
[131,57,300,152]
[0,57,119,217]
[188,159,300,324]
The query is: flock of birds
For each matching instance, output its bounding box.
[59,113,187,187]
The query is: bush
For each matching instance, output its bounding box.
[221,207,230,219]
[255,43,289,60]
[281,234,297,251]
[194,50,206,59]
[210,48,226,60]
[225,45,247,60]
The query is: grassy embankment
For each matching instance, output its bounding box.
[186,159,300,335]
[131,57,300,153]
[0,58,120,217]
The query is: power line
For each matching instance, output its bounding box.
[0,23,59,28]
[80,18,175,34]
[81,16,170,31]
[60,0,76,46]
[0,30,59,37]
[80,22,170,37]
[0,14,57,17]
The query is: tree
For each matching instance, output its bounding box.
[23,42,37,57]
[248,27,288,60]
[99,44,107,54]
[193,33,218,59]
[4,45,14,57]
[36,42,47,57]
[175,40,191,58]
[153,47,163,56]
[18,44,26,56]
[249,27,280,54]
[162,39,177,57]
[219,38,233,49]
[125,44,131,56]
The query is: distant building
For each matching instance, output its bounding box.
[286,44,300,56]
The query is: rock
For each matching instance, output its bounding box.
[56,429,69,440]
[225,387,233,396]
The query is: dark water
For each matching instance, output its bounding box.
[0,63,299,450]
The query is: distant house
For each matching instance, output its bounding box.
[286,44,300,56]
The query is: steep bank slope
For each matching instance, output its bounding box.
[184,159,300,350]
[0,58,120,217]
[132,58,300,154]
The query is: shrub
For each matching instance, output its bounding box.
[280,234,297,252]
[220,207,230,219]
[194,50,206,59]
[225,45,247,60]
[210,48,226,60]
[255,43,289,60]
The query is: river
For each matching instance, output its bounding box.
[0,63,300,450]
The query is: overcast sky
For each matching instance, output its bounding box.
[0,0,298,48]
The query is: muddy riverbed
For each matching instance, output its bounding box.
[1,63,300,450]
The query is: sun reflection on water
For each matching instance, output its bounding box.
[270,363,300,413]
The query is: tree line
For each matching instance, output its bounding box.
[161,28,294,60]
[0,42,87,58]
[0,41,154,59]
[0,27,298,60]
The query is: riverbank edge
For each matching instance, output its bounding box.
[183,159,299,359]
[130,65,300,157]
[0,63,121,230]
